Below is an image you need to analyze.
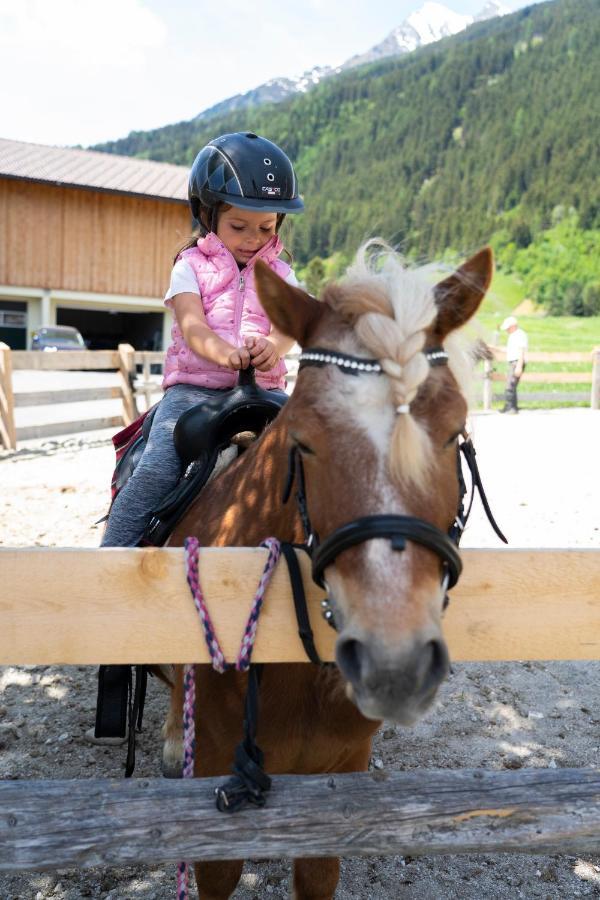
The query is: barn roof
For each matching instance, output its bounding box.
[0,137,188,202]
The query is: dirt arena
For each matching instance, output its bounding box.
[1,408,599,899]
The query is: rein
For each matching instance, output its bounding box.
[284,345,507,627]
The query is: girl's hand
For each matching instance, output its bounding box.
[245,336,280,372]
[227,346,251,370]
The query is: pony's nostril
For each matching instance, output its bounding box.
[418,639,449,691]
[336,637,367,685]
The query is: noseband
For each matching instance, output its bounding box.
[283,346,506,628]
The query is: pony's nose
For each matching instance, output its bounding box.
[336,633,449,701]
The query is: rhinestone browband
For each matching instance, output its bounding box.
[298,346,448,376]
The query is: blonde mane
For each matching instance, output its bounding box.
[325,241,470,490]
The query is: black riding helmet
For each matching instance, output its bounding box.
[188,132,304,232]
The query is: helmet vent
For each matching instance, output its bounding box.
[246,132,258,139]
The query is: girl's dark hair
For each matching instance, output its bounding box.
[173,203,290,264]
[173,203,215,263]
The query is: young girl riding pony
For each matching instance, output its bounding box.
[91,133,303,744]
[102,131,304,548]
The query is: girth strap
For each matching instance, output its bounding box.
[311,514,463,590]
[125,665,148,778]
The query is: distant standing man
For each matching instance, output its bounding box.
[499,315,528,414]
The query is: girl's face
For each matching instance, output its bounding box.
[216,206,278,265]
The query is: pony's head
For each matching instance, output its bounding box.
[255,244,492,724]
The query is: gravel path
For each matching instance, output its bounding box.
[1,409,599,899]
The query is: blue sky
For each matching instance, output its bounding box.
[0,0,542,148]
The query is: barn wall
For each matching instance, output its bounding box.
[0,178,190,298]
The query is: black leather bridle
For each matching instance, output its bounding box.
[283,346,507,627]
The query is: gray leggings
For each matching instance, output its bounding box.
[102,383,224,547]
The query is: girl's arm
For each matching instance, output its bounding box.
[172,292,250,370]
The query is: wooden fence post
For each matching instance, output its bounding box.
[591,347,600,410]
[118,343,136,425]
[0,342,16,450]
[141,353,152,412]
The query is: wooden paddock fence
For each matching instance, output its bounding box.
[482,348,600,410]
[0,343,168,450]
[1,344,597,450]
[1,545,600,873]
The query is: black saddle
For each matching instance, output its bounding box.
[174,366,287,468]
[143,366,287,545]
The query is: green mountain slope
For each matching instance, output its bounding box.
[95,0,599,269]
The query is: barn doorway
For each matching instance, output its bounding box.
[57,308,164,351]
[0,300,27,349]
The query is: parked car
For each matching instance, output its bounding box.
[31,326,86,351]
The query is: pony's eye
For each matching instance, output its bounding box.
[297,441,314,455]
[444,429,463,449]
[292,436,315,455]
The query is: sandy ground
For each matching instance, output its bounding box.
[1,408,599,899]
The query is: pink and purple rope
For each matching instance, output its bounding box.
[177,535,281,899]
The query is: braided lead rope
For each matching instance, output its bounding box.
[236,537,281,671]
[184,536,228,673]
[177,535,281,900]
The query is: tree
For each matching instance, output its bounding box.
[304,257,326,297]
[583,282,600,317]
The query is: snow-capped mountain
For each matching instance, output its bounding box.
[195,66,333,123]
[196,1,511,122]
[474,0,512,22]
[342,1,510,69]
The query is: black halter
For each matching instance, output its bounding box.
[284,345,507,627]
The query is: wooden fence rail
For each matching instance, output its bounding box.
[1,545,600,873]
[3,768,600,872]
[1,547,599,665]
[0,342,16,449]
[1,344,597,449]
[482,347,600,410]
[0,343,139,449]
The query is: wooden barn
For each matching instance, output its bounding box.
[0,137,189,350]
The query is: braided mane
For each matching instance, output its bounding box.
[323,242,443,490]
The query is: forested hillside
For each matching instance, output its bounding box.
[96,0,600,311]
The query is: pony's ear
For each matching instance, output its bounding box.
[433,247,494,339]
[255,260,323,346]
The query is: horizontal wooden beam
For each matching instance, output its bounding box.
[10,350,119,370]
[490,352,593,363]
[493,392,589,403]
[13,386,121,406]
[15,416,122,441]
[0,548,598,664]
[522,352,592,363]
[490,372,591,384]
[133,351,164,365]
[2,768,600,872]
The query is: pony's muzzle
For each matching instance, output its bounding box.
[335,629,450,723]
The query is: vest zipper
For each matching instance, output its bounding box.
[234,272,245,341]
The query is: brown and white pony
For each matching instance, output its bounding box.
[165,244,493,900]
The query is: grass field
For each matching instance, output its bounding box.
[467,266,598,409]
[319,262,598,408]
[473,314,598,409]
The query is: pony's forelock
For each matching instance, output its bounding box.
[325,241,472,491]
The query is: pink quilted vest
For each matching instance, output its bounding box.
[162,232,291,390]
